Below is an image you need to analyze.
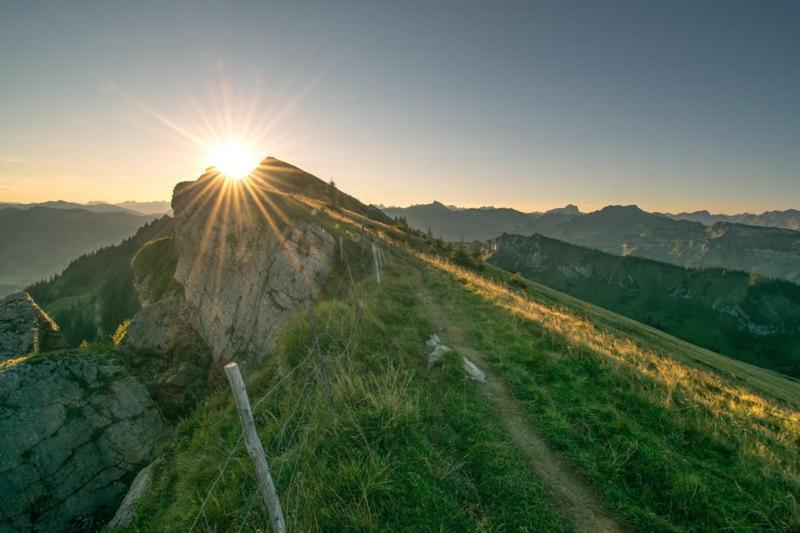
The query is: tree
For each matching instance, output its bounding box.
[468,242,483,263]
[326,180,339,208]
[450,244,473,267]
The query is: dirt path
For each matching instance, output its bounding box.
[413,269,623,533]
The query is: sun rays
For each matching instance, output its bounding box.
[209,141,260,180]
[120,71,339,313]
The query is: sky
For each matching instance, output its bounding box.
[0,1,798,213]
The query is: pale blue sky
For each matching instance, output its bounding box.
[0,1,798,212]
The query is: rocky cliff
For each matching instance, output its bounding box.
[171,173,335,363]
[125,163,337,377]
[0,352,169,531]
[0,292,67,359]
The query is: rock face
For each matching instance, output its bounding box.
[0,352,170,531]
[0,292,67,360]
[125,170,336,373]
[171,176,336,364]
[0,159,351,532]
[123,287,214,420]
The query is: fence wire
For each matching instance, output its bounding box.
[187,228,388,532]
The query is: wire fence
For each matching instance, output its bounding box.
[187,226,386,532]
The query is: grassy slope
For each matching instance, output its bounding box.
[415,254,800,531]
[132,237,565,531]
[129,201,800,531]
[487,233,800,377]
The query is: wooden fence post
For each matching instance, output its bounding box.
[338,236,344,263]
[360,226,367,254]
[31,319,40,355]
[342,246,355,286]
[223,363,287,533]
[307,309,332,399]
[371,242,381,285]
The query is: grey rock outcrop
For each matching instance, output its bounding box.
[119,167,338,422]
[0,352,169,531]
[462,357,487,383]
[123,287,214,420]
[171,177,336,363]
[0,292,66,360]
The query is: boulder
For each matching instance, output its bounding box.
[0,352,170,531]
[107,458,161,529]
[462,357,487,383]
[428,344,452,369]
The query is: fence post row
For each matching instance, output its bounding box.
[223,363,287,533]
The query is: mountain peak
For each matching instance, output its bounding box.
[545,204,581,215]
[600,204,644,213]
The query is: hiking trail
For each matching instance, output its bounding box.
[413,268,623,533]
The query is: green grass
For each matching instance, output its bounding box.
[419,255,800,531]
[132,255,566,531]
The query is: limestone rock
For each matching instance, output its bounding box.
[0,292,66,360]
[428,344,452,369]
[425,333,441,349]
[425,333,452,369]
[123,292,213,420]
[462,357,487,383]
[172,181,335,363]
[0,352,170,531]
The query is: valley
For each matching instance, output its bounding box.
[0,207,161,297]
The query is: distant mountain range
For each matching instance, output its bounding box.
[0,206,160,296]
[385,201,540,241]
[26,216,172,344]
[0,200,172,216]
[489,233,800,377]
[660,209,800,231]
[384,202,800,283]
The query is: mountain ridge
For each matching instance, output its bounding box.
[386,201,800,283]
[0,206,160,297]
[0,200,171,216]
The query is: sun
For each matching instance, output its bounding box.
[210,141,260,180]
